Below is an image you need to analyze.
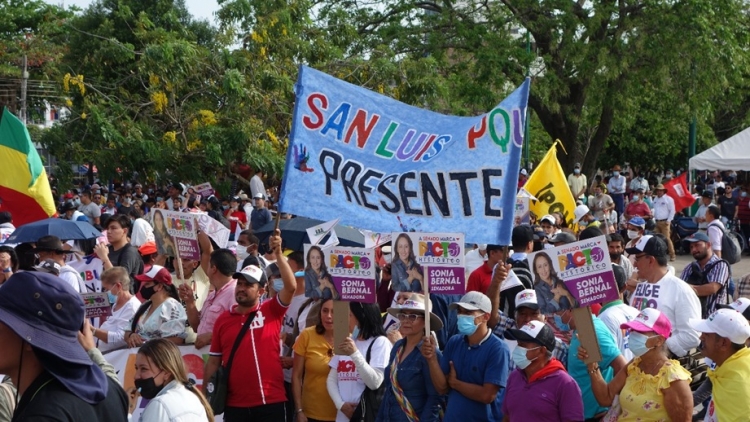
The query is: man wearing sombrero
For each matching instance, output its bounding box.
[31,235,85,293]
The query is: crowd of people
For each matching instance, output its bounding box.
[0,165,750,422]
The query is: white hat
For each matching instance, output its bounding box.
[477,244,488,251]
[718,298,750,321]
[689,309,750,344]
[253,192,265,199]
[449,291,492,314]
[515,289,538,310]
[520,169,528,176]
[573,204,590,224]
[540,214,556,225]
[387,294,443,331]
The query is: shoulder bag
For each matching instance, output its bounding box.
[205,310,257,415]
[351,337,387,422]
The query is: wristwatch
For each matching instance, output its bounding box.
[295,409,304,414]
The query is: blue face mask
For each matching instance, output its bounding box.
[457,314,479,336]
[632,195,639,201]
[511,345,541,369]
[294,271,305,278]
[628,332,655,357]
[107,287,118,304]
[351,326,360,339]
[613,171,620,177]
[272,278,284,293]
[554,313,571,332]
[574,168,581,174]
[742,192,748,198]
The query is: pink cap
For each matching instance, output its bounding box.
[135,265,173,285]
[621,308,672,338]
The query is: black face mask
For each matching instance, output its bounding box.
[134,373,165,399]
[140,284,157,300]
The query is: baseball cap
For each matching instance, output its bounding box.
[718,298,750,321]
[505,320,556,352]
[230,196,241,202]
[512,225,535,246]
[690,309,750,344]
[701,190,713,199]
[520,169,528,176]
[574,162,581,168]
[573,204,590,224]
[684,232,710,243]
[621,308,672,338]
[624,235,668,258]
[233,265,267,286]
[627,216,646,229]
[477,244,488,251]
[540,214,556,225]
[549,232,577,245]
[514,289,539,311]
[449,291,492,314]
[253,192,265,200]
[138,241,158,255]
[135,265,173,285]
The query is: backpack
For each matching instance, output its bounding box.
[685,260,731,318]
[708,222,741,265]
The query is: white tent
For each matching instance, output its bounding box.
[689,126,750,171]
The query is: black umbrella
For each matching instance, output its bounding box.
[5,218,102,244]
[254,217,365,251]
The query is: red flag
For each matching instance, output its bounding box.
[662,173,696,210]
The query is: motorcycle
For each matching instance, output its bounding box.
[671,216,699,254]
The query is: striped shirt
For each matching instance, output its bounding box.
[680,255,731,315]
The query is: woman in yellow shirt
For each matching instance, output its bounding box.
[579,308,693,421]
[292,298,337,422]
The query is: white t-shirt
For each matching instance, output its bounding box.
[707,221,725,252]
[130,218,155,247]
[59,265,85,293]
[464,249,487,275]
[329,336,392,422]
[282,293,308,383]
[598,301,640,361]
[99,296,142,352]
[630,273,701,356]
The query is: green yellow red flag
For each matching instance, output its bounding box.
[0,107,57,225]
[524,140,577,227]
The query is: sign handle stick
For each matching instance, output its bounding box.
[423,265,430,338]
[172,235,185,282]
[333,300,350,355]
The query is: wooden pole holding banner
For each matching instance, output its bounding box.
[424,266,430,338]
[572,306,602,364]
[172,235,185,282]
[333,301,350,355]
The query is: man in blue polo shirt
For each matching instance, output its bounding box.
[422,291,510,421]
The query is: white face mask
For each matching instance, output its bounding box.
[236,248,250,261]
[627,230,640,240]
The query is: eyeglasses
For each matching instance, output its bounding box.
[397,313,425,322]
[634,254,650,262]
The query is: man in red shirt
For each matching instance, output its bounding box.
[204,229,296,422]
[623,188,652,223]
[466,244,505,294]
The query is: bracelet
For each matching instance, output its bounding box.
[295,408,303,414]
[588,366,599,374]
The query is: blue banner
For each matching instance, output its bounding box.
[279,66,530,245]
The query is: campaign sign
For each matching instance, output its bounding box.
[527,235,617,312]
[192,182,214,198]
[103,345,223,422]
[325,246,376,302]
[279,65,530,245]
[81,292,111,319]
[151,209,199,260]
[391,232,465,294]
[515,196,530,225]
[196,212,230,248]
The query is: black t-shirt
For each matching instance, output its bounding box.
[108,243,144,293]
[12,372,128,422]
[718,196,738,219]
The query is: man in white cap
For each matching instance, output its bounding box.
[573,204,603,233]
[627,235,701,357]
[689,308,750,422]
[465,244,488,275]
[539,214,560,241]
[422,291,510,421]
[250,192,273,231]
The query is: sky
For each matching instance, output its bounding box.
[44,0,221,25]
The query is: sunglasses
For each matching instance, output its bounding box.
[396,313,425,322]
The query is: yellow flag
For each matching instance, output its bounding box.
[524,141,577,226]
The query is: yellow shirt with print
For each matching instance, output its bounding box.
[709,346,750,421]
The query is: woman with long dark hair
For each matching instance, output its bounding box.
[292,298,337,422]
[390,234,423,292]
[532,252,565,314]
[124,265,186,347]
[328,302,391,422]
[136,339,214,421]
[305,245,338,300]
